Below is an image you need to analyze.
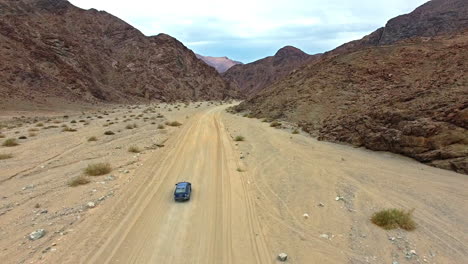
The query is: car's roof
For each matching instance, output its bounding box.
[176,182,190,187]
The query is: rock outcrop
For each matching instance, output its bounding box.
[0,0,237,106]
[233,0,468,173]
[222,46,320,96]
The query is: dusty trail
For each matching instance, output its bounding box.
[86,107,271,264]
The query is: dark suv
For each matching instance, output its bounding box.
[174,182,192,201]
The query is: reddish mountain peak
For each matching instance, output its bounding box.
[274,46,307,58]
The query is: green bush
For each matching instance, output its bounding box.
[371,208,416,230]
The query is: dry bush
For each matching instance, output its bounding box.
[234,136,245,141]
[270,121,282,128]
[126,123,138,129]
[2,138,18,147]
[128,146,141,153]
[157,124,165,129]
[292,129,300,134]
[68,175,91,187]
[166,121,182,127]
[62,126,77,132]
[0,153,13,160]
[88,136,98,142]
[104,131,115,135]
[84,162,112,176]
[371,209,416,231]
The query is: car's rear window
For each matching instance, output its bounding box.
[175,187,186,193]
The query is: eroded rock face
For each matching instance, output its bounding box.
[0,0,237,106]
[222,46,320,96]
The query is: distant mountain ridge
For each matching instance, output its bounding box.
[196,54,242,73]
[222,46,320,96]
[0,0,237,106]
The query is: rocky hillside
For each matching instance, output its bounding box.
[332,0,468,55]
[233,0,468,174]
[222,46,319,96]
[0,0,236,106]
[196,54,242,73]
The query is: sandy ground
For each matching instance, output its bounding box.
[0,103,467,264]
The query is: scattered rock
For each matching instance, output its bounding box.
[303,213,309,219]
[318,202,325,207]
[105,175,116,181]
[319,234,330,239]
[86,202,96,208]
[335,196,344,201]
[29,229,46,240]
[22,184,35,190]
[278,253,288,261]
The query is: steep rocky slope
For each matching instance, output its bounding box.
[233,0,468,173]
[195,54,242,73]
[222,46,320,96]
[0,0,236,106]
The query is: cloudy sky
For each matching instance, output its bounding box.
[69,0,429,63]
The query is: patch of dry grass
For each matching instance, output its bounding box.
[68,175,91,187]
[166,121,182,127]
[234,136,245,141]
[0,153,13,160]
[128,146,141,153]
[2,138,18,147]
[88,136,98,142]
[84,162,112,176]
[270,121,282,128]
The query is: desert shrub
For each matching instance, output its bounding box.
[35,123,44,127]
[104,131,115,135]
[292,129,299,134]
[371,209,416,231]
[234,136,245,141]
[29,132,37,137]
[28,128,39,132]
[84,162,111,176]
[157,124,165,129]
[166,121,182,127]
[68,175,90,187]
[270,121,282,128]
[0,153,13,160]
[62,126,77,132]
[128,146,141,153]
[126,123,137,129]
[18,136,27,139]
[70,120,77,123]
[88,136,98,142]
[2,138,18,147]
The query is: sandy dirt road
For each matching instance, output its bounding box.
[2,103,467,264]
[85,107,271,264]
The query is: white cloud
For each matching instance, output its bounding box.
[69,0,429,62]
